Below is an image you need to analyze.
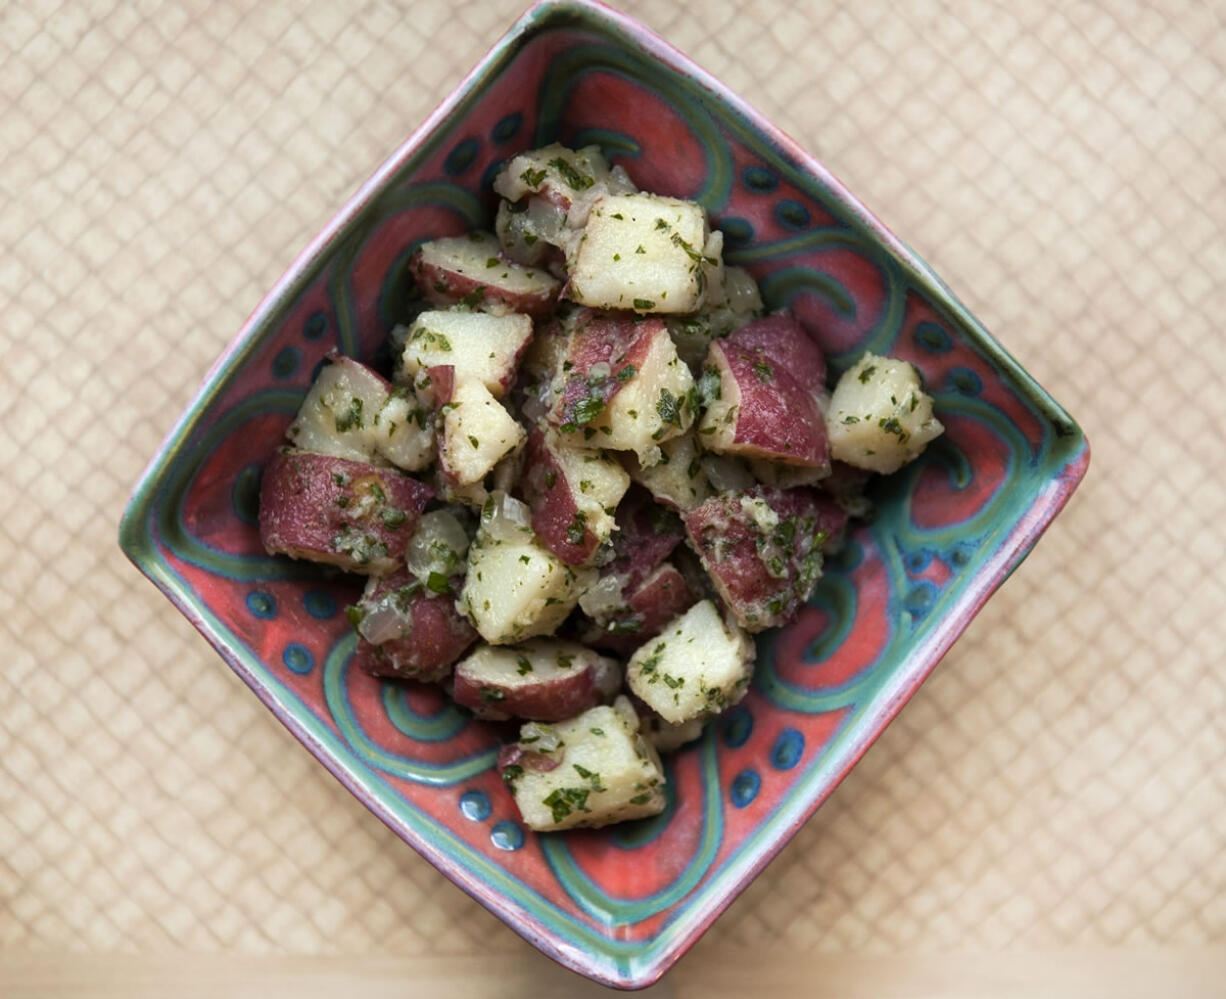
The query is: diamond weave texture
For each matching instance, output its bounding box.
[1,0,1224,962]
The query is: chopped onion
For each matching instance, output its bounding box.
[701,454,756,494]
[357,591,412,645]
[578,573,626,621]
[481,490,533,543]
[405,509,470,583]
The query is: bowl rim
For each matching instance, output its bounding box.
[119,0,1090,988]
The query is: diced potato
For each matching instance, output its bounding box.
[698,338,829,468]
[287,354,436,470]
[410,231,560,317]
[826,353,944,473]
[519,428,630,565]
[347,568,476,682]
[459,493,595,644]
[683,486,845,632]
[500,697,666,831]
[627,431,712,511]
[258,449,433,574]
[400,310,533,398]
[452,639,620,721]
[493,143,635,223]
[567,193,719,315]
[626,600,754,724]
[436,376,525,486]
[548,312,695,462]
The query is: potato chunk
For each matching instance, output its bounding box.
[409,231,560,317]
[399,310,533,399]
[435,374,525,486]
[459,494,594,644]
[567,193,718,314]
[826,353,943,473]
[499,697,666,831]
[626,600,754,724]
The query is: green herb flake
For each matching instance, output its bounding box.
[616,364,636,383]
[752,360,773,382]
[548,157,595,190]
[858,364,877,383]
[516,655,534,676]
[334,397,364,432]
[633,298,655,310]
[426,571,452,595]
[520,166,547,187]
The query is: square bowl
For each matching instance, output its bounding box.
[119,0,1089,988]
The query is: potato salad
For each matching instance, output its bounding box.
[258,143,943,831]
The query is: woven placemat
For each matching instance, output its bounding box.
[1,0,1223,982]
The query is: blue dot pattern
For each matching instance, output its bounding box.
[721,706,753,748]
[490,821,524,851]
[283,643,314,675]
[770,729,804,770]
[730,770,760,808]
[460,790,491,822]
[303,591,337,619]
[246,590,276,619]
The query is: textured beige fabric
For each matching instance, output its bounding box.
[1,0,1224,990]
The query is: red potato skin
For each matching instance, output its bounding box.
[683,486,840,631]
[350,572,477,683]
[409,248,559,318]
[586,561,698,655]
[452,656,612,722]
[548,312,664,432]
[606,485,684,590]
[519,427,599,565]
[724,313,826,394]
[711,341,830,468]
[425,364,455,409]
[258,449,433,574]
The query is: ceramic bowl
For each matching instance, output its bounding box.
[119,0,1089,988]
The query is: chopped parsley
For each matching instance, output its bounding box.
[520,166,547,187]
[858,364,877,383]
[334,397,363,432]
[542,786,591,823]
[516,655,534,676]
[548,157,594,190]
[633,298,655,310]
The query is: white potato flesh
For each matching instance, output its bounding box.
[626,599,754,724]
[826,353,944,474]
[438,380,525,486]
[503,697,666,831]
[493,143,635,225]
[286,356,391,463]
[549,432,631,542]
[372,387,435,471]
[460,497,595,644]
[416,232,560,313]
[567,193,716,314]
[630,432,712,511]
[400,310,532,398]
[601,326,695,461]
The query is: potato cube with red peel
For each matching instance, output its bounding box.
[452,639,620,721]
[683,486,845,632]
[435,373,525,487]
[626,431,712,511]
[583,561,699,655]
[518,428,630,565]
[566,193,719,314]
[348,569,477,682]
[626,600,754,724]
[500,696,666,831]
[826,353,944,473]
[698,338,830,469]
[400,310,532,399]
[409,232,560,317]
[549,312,694,461]
[460,493,595,644]
[286,354,426,467]
[258,449,433,574]
[724,314,827,394]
